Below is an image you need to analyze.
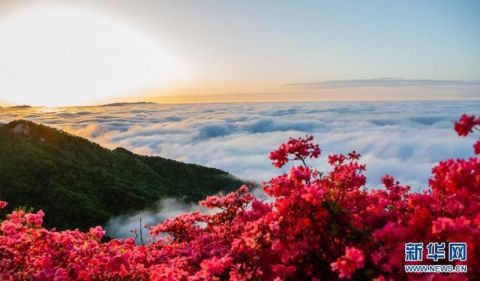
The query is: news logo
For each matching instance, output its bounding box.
[426,242,445,261]
[448,242,467,262]
[404,242,467,273]
[405,242,423,262]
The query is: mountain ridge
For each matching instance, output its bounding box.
[0,120,242,230]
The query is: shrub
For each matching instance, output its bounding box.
[0,115,479,280]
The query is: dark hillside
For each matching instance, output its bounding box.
[0,120,242,230]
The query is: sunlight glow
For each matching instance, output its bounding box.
[0,6,189,106]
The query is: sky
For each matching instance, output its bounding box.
[0,0,479,106]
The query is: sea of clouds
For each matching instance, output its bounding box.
[1,101,478,238]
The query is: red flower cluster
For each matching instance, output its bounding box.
[454,114,480,136]
[0,115,479,280]
[454,114,480,155]
[269,135,321,168]
[331,247,365,279]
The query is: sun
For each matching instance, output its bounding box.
[0,5,188,107]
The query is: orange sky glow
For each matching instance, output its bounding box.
[0,1,478,106]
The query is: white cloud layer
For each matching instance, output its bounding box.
[2,101,478,238]
[1,101,478,189]
[104,198,199,240]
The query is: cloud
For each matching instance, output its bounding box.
[3,101,478,238]
[105,198,200,241]
[1,101,478,189]
[286,78,480,89]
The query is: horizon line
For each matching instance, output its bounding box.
[2,97,479,108]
